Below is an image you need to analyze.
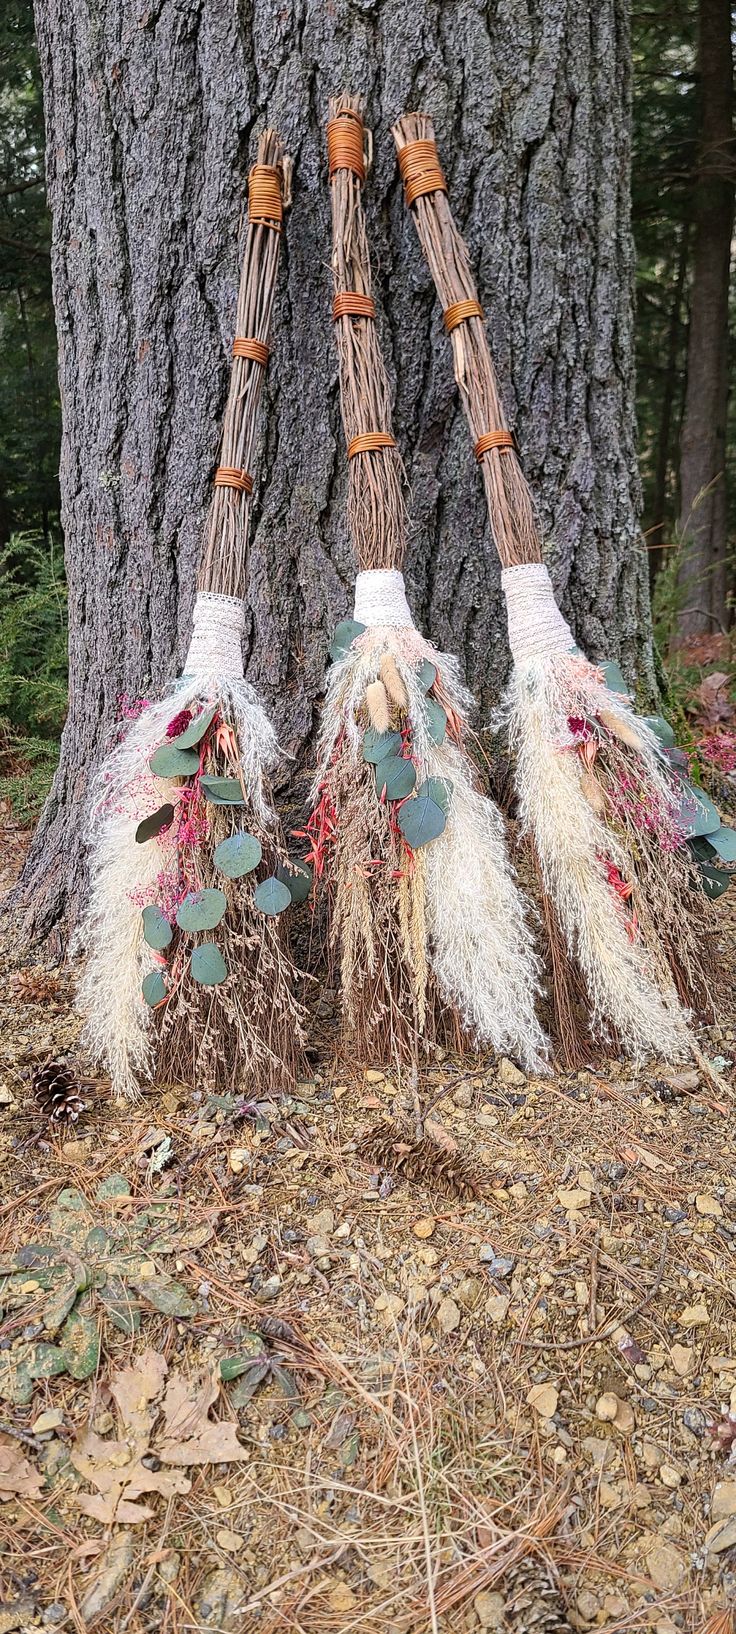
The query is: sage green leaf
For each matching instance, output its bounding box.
[642,714,675,749]
[59,1305,100,1380]
[424,697,447,745]
[95,1174,132,1201]
[397,794,447,849]
[142,905,173,951]
[174,704,217,748]
[254,876,292,916]
[42,1275,82,1336]
[214,833,262,878]
[98,1277,140,1336]
[276,860,312,904]
[600,659,630,696]
[149,744,200,778]
[375,755,416,801]
[199,775,246,805]
[0,1352,34,1405]
[190,943,227,985]
[700,862,732,900]
[135,803,175,844]
[665,745,690,776]
[230,1361,270,1407]
[132,1277,196,1318]
[220,1350,264,1383]
[176,888,227,933]
[679,783,721,838]
[708,825,736,864]
[27,1342,67,1379]
[84,1225,109,1256]
[416,776,453,814]
[689,835,717,864]
[329,619,366,662]
[416,659,437,692]
[271,1363,298,1400]
[362,728,402,764]
[142,971,168,1008]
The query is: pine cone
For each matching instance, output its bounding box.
[359,1119,481,1200]
[504,1555,572,1633]
[11,967,61,1004]
[32,1060,88,1125]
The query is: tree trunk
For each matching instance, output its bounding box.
[676,0,734,640]
[648,220,689,589]
[18,0,649,943]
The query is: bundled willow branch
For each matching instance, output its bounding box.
[393,111,725,1067]
[78,130,307,1100]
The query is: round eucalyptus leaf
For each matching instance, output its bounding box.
[135,803,175,844]
[214,833,262,878]
[678,783,721,838]
[142,971,168,1007]
[708,824,736,864]
[190,943,228,985]
[329,619,366,662]
[199,775,245,805]
[141,905,173,951]
[642,714,676,750]
[398,794,447,849]
[424,697,447,746]
[700,863,732,901]
[277,859,313,904]
[174,704,218,749]
[600,659,630,697]
[375,755,416,801]
[688,835,717,865]
[149,744,200,779]
[176,888,227,933]
[416,776,453,814]
[664,745,690,777]
[254,876,292,916]
[362,728,402,764]
[416,659,437,693]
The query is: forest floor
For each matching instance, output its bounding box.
[0,827,735,1634]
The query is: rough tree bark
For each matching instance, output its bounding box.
[676,0,734,639]
[20,0,649,942]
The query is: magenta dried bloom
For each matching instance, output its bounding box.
[166,708,194,739]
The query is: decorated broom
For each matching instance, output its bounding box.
[392,114,735,1065]
[78,131,308,1099]
[304,96,547,1073]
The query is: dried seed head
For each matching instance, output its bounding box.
[365,680,391,734]
[598,708,644,753]
[379,653,408,710]
[579,770,607,817]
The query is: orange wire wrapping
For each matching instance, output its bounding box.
[443,298,483,333]
[248,164,283,230]
[214,466,253,493]
[332,291,376,321]
[397,138,446,206]
[327,114,366,181]
[474,431,514,461]
[232,337,270,366]
[347,432,396,458]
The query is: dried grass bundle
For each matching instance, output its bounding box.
[77,130,307,1099]
[392,112,732,1068]
[306,96,547,1074]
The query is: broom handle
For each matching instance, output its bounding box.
[392,114,542,571]
[328,95,408,574]
[197,129,291,600]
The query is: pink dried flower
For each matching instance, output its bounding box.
[166,708,194,739]
[116,694,151,722]
[699,730,736,777]
[568,715,590,739]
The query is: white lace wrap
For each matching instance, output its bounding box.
[184,591,245,679]
[353,569,414,629]
[502,563,574,665]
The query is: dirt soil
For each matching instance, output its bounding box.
[0,826,735,1634]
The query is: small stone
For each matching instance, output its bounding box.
[527,1382,558,1419]
[683,1407,707,1436]
[216,1530,242,1552]
[557,1186,591,1211]
[659,1465,681,1489]
[305,1208,334,1237]
[712,1480,736,1520]
[453,1083,474,1107]
[229,1148,249,1174]
[613,1399,635,1434]
[596,1392,619,1423]
[42,1604,68,1627]
[32,1409,64,1435]
[678,1302,709,1327]
[695,1193,723,1217]
[486,1293,510,1324]
[576,1589,599,1620]
[670,1344,693,1377]
[705,1516,736,1555]
[213,1485,231,1508]
[437,1296,461,1335]
[61,1137,92,1164]
[478,1246,515,1278]
[364,1069,384,1084]
[644,1537,685,1590]
[256,1275,281,1302]
[328,1582,356,1612]
[374,1293,405,1327]
[412,1217,435,1239]
[473,1589,505,1629]
[663,1206,686,1224]
[598,1479,621,1509]
[498,1057,526,1087]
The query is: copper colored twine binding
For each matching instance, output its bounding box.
[232,337,270,366]
[474,431,515,461]
[248,164,283,230]
[327,114,366,181]
[397,138,446,206]
[444,298,483,333]
[214,466,253,494]
[347,432,396,459]
[332,291,376,321]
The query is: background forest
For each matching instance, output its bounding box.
[0,0,733,824]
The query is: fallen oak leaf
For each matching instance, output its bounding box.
[156,1363,246,1465]
[0,1434,44,1501]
